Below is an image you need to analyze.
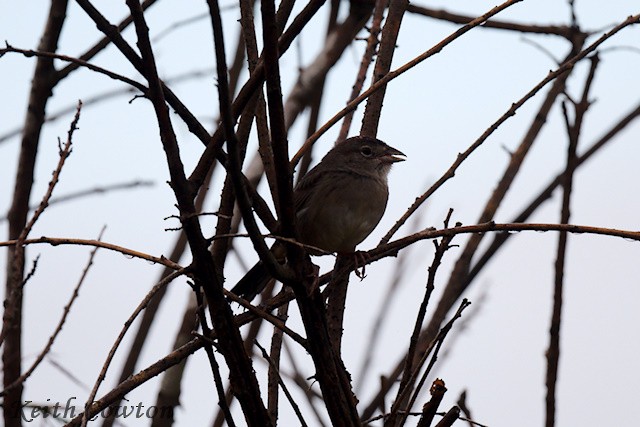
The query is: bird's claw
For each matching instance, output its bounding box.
[353,251,368,280]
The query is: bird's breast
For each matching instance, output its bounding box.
[297,173,389,253]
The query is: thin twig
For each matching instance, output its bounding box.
[0,237,182,270]
[0,44,147,93]
[0,180,154,222]
[545,53,599,427]
[225,291,308,348]
[1,99,81,369]
[399,300,471,426]
[18,101,81,243]
[392,210,457,426]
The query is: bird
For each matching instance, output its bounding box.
[231,135,405,301]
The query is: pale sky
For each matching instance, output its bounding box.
[1,1,640,426]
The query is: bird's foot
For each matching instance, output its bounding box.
[353,251,369,280]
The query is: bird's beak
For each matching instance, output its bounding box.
[382,146,406,163]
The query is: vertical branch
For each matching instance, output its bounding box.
[300,0,340,166]
[206,0,289,282]
[267,302,290,421]
[233,0,278,218]
[545,53,599,427]
[2,4,69,425]
[192,285,236,427]
[283,1,373,131]
[291,284,361,426]
[126,1,271,425]
[210,0,258,278]
[260,0,295,237]
[338,0,386,142]
[325,256,351,353]
[360,0,409,137]
[104,32,247,414]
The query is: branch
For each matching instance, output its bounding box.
[188,0,327,190]
[0,44,147,93]
[210,0,292,284]
[56,0,159,81]
[255,340,309,427]
[3,9,72,415]
[338,0,386,141]
[389,211,456,426]
[0,237,182,270]
[260,0,295,240]
[61,216,640,425]
[201,0,274,423]
[407,4,583,39]
[545,53,599,427]
[361,0,408,137]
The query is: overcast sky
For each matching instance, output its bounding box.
[1,1,640,426]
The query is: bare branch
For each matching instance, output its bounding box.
[0,44,147,93]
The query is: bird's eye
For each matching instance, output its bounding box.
[360,146,373,157]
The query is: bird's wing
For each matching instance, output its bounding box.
[293,166,325,213]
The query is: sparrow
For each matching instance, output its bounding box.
[231,135,405,301]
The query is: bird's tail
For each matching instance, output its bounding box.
[230,261,273,302]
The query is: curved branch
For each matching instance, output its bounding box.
[0,237,183,270]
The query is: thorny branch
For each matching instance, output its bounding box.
[3,2,640,426]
